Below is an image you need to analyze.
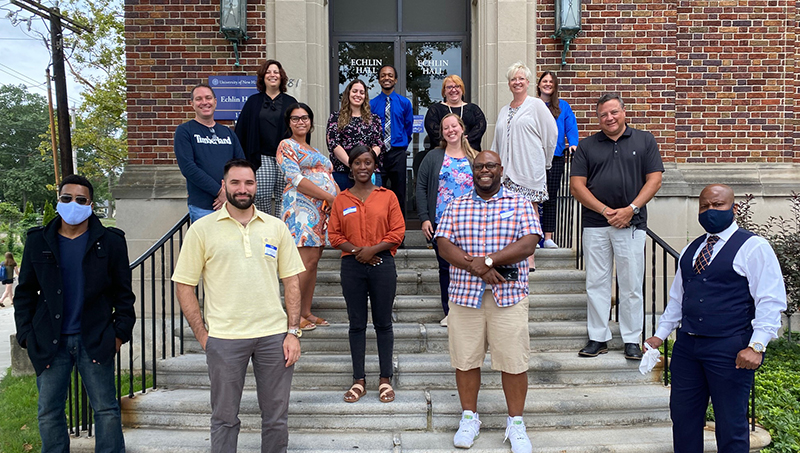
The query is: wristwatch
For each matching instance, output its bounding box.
[629,203,640,215]
[748,342,765,353]
[287,328,302,339]
[484,255,494,268]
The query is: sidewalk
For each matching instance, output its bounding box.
[0,303,15,374]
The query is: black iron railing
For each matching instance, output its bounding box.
[67,213,192,436]
[556,154,757,431]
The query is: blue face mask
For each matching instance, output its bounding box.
[57,202,93,225]
[698,206,734,234]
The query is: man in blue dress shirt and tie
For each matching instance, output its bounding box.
[370,65,414,216]
[645,183,786,453]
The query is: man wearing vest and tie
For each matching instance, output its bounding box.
[645,184,786,453]
[370,65,414,216]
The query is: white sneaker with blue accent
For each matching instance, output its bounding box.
[453,410,481,449]
[542,239,559,248]
[504,416,532,453]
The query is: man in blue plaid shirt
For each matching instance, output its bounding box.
[435,150,541,453]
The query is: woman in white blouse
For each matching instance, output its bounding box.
[491,61,558,269]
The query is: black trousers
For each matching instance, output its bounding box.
[670,330,756,453]
[542,154,566,233]
[340,252,396,380]
[381,147,407,216]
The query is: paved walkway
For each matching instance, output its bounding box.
[0,303,15,374]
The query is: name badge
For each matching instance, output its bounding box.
[499,209,515,219]
[264,244,278,259]
[343,206,357,216]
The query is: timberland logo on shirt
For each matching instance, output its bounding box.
[194,134,232,145]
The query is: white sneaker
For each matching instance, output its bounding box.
[542,239,559,248]
[453,410,481,448]
[440,315,448,327]
[504,416,532,453]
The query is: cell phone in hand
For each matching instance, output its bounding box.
[495,267,519,282]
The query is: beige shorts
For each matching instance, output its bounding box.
[448,291,530,374]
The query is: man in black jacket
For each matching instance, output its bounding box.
[15,174,136,453]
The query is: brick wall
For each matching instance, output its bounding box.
[126,0,798,165]
[125,0,268,166]
[537,0,798,164]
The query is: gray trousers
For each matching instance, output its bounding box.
[205,334,294,453]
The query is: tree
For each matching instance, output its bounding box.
[0,84,56,210]
[5,0,126,216]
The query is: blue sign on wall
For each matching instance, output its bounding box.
[209,76,258,121]
[413,115,424,134]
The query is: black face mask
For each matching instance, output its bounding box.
[698,206,734,234]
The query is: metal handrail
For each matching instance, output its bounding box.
[67,213,192,435]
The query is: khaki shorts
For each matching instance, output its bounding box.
[448,291,530,374]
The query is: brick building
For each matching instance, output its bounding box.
[119,0,800,255]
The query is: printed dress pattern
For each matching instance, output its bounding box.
[277,139,338,247]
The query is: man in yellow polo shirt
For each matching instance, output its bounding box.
[172,159,305,453]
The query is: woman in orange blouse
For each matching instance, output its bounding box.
[328,145,405,404]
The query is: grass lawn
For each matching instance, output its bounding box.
[0,369,40,452]
[0,368,152,452]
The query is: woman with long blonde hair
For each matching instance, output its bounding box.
[416,113,478,326]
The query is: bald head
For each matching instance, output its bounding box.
[699,184,735,214]
[473,150,504,199]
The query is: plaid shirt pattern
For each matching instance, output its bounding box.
[435,187,542,308]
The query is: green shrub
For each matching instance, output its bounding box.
[756,337,800,453]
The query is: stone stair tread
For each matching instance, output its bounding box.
[68,424,768,452]
[158,351,656,376]
[311,293,587,307]
[122,384,669,428]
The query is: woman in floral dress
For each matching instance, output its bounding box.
[277,102,338,330]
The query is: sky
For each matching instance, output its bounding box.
[0,5,84,106]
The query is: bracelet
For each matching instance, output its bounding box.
[351,249,356,253]
[601,206,608,215]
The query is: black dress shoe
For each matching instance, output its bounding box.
[624,343,643,360]
[578,340,608,357]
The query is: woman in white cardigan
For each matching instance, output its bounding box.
[492,61,558,269]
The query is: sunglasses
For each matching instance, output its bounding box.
[59,195,91,205]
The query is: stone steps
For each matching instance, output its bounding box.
[316,248,577,271]
[157,351,661,390]
[309,268,587,296]
[120,384,671,431]
[311,293,588,324]
[179,320,623,354]
[70,424,770,452]
[111,244,772,452]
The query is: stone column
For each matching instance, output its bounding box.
[472,0,539,146]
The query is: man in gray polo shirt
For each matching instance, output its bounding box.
[570,93,664,360]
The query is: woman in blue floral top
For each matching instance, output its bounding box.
[415,113,478,326]
[326,79,384,191]
[277,102,339,331]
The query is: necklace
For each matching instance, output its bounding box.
[447,103,464,116]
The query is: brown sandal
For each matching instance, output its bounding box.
[378,382,395,403]
[299,317,316,331]
[305,314,330,327]
[344,381,366,403]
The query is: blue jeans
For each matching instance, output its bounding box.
[188,204,215,223]
[37,334,125,453]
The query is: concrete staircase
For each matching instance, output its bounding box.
[73,247,771,452]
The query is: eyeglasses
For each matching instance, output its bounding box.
[59,195,90,205]
[473,162,501,171]
[445,85,461,91]
[510,77,527,83]
[290,115,311,124]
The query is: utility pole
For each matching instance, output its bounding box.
[45,68,60,186]
[10,0,91,179]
